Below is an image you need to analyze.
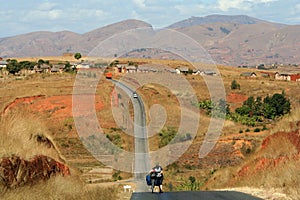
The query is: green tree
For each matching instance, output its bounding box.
[6,59,21,74]
[235,105,251,116]
[231,80,240,90]
[64,62,72,72]
[37,59,49,65]
[269,93,290,117]
[74,52,82,60]
[19,61,36,70]
[254,96,263,116]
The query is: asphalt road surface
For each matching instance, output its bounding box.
[112,80,150,192]
[131,191,263,200]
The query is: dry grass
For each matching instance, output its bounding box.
[270,106,300,134]
[205,107,300,198]
[0,108,64,162]
[0,175,120,200]
[0,95,122,200]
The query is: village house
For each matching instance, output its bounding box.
[114,64,127,73]
[76,62,90,69]
[34,64,51,73]
[274,72,300,81]
[137,65,158,73]
[0,60,8,68]
[175,67,189,75]
[200,70,217,76]
[259,71,273,78]
[125,66,137,73]
[275,72,292,81]
[240,72,257,77]
[51,64,65,73]
[192,69,201,75]
[164,68,177,74]
[0,60,8,76]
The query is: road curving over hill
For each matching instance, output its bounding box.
[131,191,263,200]
[112,80,151,192]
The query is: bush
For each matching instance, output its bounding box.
[254,128,261,132]
[262,125,268,131]
[159,127,177,147]
[112,170,122,181]
[231,80,240,90]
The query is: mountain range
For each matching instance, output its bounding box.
[0,15,299,66]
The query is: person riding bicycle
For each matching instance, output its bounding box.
[149,164,163,193]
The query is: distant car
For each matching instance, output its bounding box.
[133,92,138,98]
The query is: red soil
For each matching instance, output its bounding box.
[3,95,104,119]
[226,93,248,103]
[0,155,70,188]
[3,95,45,115]
[238,125,300,177]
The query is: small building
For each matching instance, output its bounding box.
[176,67,189,75]
[52,64,65,70]
[0,60,8,68]
[137,65,157,73]
[115,64,127,73]
[274,72,300,81]
[200,70,217,76]
[76,63,90,69]
[192,69,201,75]
[126,66,137,73]
[260,71,273,78]
[275,72,291,81]
[165,68,176,74]
[35,64,51,73]
[240,72,257,77]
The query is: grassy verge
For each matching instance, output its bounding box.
[0,176,121,200]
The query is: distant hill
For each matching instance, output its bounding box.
[167,15,274,28]
[0,15,299,66]
[0,19,152,58]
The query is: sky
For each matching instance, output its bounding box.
[0,0,299,37]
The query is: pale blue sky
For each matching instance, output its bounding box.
[0,0,299,37]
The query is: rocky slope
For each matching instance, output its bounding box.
[0,155,70,188]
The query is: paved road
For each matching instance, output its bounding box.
[131,191,263,200]
[112,80,150,192]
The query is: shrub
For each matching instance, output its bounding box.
[262,125,268,131]
[231,80,240,90]
[159,127,177,147]
[254,128,261,132]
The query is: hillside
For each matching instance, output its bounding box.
[0,15,299,66]
[0,19,152,58]
[167,14,276,28]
